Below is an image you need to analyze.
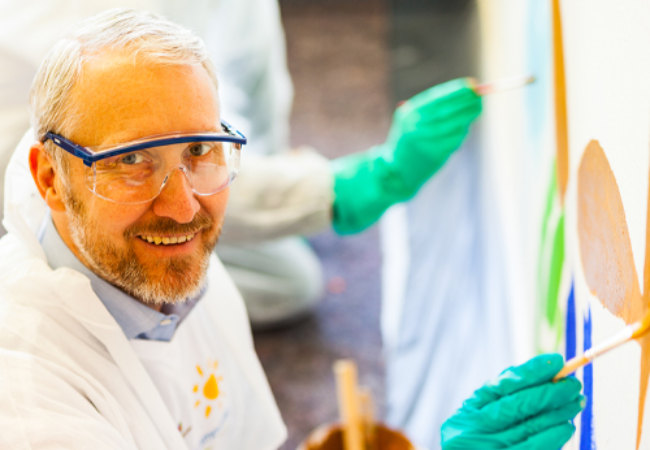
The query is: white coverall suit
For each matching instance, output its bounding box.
[0,132,287,449]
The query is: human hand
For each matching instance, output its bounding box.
[440,353,585,450]
[385,77,481,180]
[331,78,481,235]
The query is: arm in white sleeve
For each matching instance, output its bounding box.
[220,148,333,243]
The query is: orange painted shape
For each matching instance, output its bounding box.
[577,139,650,448]
[193,385,198,393]
[203,374,220,400]
[638,137,650,448]
[194,400,200,408]
[196,365,203,377]
[553,0,569,203]
[205,405,212,418]
[578,140,643,322]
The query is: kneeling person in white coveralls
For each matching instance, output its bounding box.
[0,9,586,450]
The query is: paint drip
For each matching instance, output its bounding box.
[581,307,596,450]
[553,0,569,204]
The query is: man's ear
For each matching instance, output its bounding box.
[29,143,66,212]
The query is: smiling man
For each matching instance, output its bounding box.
[37,54,226,308]
[0,9,285,450]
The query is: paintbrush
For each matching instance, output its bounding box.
[359,387,377,450]
[334,360,365,450]
[475,75,536,96]
[553,311,650,381]
[396,74,535,108]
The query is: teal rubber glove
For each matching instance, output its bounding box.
[332,78,482,235]
[441,354,586,450]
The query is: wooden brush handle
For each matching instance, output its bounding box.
[334,360,364,450]
[553,324,638,382]
[359,388,377,450]
[553,354,590,381]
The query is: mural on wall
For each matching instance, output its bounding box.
[534,1,595,447]
[536,0,568,355]
[562,1,650,448]
[577,140,650,448]
[482,1,650,445]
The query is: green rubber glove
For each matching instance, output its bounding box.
[332,78,482,235]
[441,354,586,450]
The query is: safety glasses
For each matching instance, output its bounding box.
[43,120,246,204]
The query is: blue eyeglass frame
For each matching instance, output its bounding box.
[42,119,247,167]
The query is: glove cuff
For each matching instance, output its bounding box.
[331,147,418,235]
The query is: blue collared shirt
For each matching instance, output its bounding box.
[39,215,198,341]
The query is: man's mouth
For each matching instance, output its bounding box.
[137,233,196,245]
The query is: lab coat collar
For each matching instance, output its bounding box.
[39,214,185,341]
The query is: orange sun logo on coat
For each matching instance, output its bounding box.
[193,359,224,418]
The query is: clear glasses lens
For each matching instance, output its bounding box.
[85,140,241,204]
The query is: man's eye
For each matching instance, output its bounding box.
[120,153,145,165]
[188,143,211,157]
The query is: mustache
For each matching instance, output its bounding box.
[124,212,214,238]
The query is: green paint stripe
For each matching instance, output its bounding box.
[546,212,565,326]
[536,162,566,352]
[540,164,558,248]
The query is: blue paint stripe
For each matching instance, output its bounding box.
[565,282,577,361]
[580,307,595,450]
[561,281,577,450]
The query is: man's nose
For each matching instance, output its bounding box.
[152,167,201,223]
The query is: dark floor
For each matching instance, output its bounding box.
[253,1,390,449]
[254,230,385,449]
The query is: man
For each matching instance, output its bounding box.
[0,0,323,330]
[0,9,583,450]
[2,10,285,449]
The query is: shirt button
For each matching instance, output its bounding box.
[160,319,173,326]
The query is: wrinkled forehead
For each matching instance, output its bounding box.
[66,51,220,149]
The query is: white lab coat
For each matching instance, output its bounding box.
[0,135,286,448]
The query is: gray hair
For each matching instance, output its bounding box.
[30,8,218,170]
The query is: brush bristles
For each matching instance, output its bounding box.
[631,312,650,339]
